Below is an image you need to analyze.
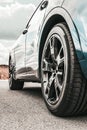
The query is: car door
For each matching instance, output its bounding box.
[14,34,26,75]
[14,1,40,76]
[25,0,48,77]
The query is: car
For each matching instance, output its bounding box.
[9,0,87,117]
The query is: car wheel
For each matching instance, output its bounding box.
[9,57,24,90]
[41,23,87,116]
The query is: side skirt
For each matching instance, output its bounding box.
[16,68,41,83]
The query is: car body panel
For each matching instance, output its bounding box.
[25,1,46,76]
[62,0,87,77]
[10,0,87,81]
[10,1,44,80]
[38,7,87,78]
[13,34,26,72]
[25,0,64,78]
[11,0,64,81]
[40,7,84,60]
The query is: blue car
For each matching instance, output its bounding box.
[9,0,87,116]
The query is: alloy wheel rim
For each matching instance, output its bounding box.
[42,34,66,105]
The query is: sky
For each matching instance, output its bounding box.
[0,0,40,64]
[0,0,40,47]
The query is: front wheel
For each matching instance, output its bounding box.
[9,57,24,90]
[41,23,87,116]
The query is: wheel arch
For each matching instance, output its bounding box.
[38,7,84,79]
[9,50,15,71]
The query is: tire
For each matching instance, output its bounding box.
[9,57,24,90]
[41,23,87,117]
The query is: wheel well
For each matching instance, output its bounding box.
[39,14,67,78]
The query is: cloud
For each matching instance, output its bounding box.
[0,2,35,40]
[0,0,14,3]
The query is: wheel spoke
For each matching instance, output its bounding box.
[48,73,56,99]
[42,58,53,72]
[59,57,64,65]
[43,72,56,99]
[57,71,63,76]
[48,73,55,87]
[49,36,56,61]
[55,74,62,92]
[59,46,63,56]
[56,46,64,65]
[54,79,59,100]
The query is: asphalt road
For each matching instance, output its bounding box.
[0,81,87,130]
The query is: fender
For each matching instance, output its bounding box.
[39,7,87,78]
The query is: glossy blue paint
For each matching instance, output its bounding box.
[62,0,87,78]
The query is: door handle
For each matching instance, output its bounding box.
[40,1,48,10]
[23,29,28,35]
